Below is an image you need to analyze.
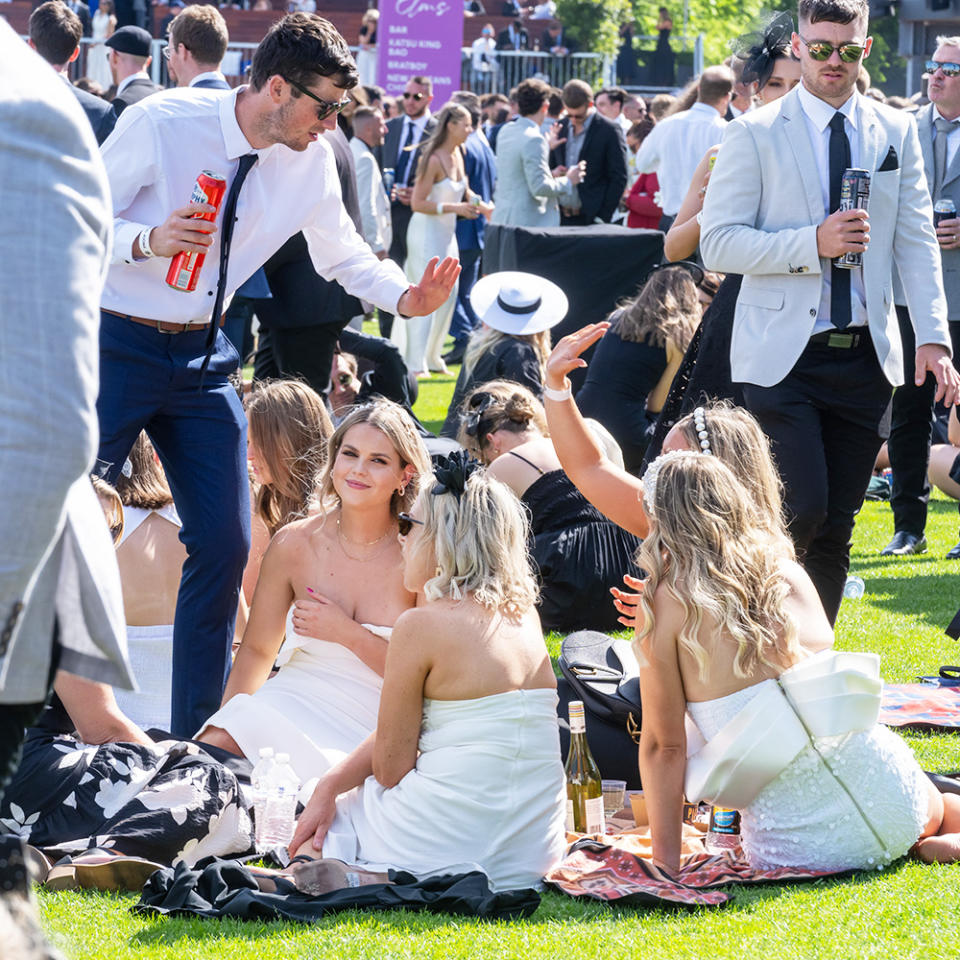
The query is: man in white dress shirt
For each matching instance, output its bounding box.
[165,3,230,90]
[350,105,392,258]
[634,65,733,228]
[96,14,458,737]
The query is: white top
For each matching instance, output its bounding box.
[471,36,498,72]
[531,0,556,17]
[797,83,867,331]
[101,87,409,324]
[634,101,727,216]
[933,105,960,172]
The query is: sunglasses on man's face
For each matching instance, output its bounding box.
[798,36,866,62]
[926,59,960,78]
[285,76,351,120]
[403,91,426,101]
[397,512,424,537]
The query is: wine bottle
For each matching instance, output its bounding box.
[565,700,605,834]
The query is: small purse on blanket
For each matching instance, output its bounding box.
[559,631,642,742]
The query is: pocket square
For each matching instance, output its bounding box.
[878,146,899,172]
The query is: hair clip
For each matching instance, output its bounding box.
[431,449,481,500]
[463,392,495,437]
[121,458,134,479]
[640,449,702,517]
[692,406,713,455]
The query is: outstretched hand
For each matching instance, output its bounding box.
[397,256,461,318]
[545,322,610,390]
[610,572,647,630]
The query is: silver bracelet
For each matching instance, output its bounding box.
[138,225,156,259]
[543,383,572,402]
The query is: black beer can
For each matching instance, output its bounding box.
[835,168,871,269]
[935,199,957,229]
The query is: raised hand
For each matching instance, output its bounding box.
[545,321,610,390]
[547,121,567,152]
[397,256,461,317]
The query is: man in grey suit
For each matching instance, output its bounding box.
[885,35,960,557]
[491,77,583,228]
[165,3,230,90]
[701,0,960,623]
[350,106,392,259]
[0,20,142,948]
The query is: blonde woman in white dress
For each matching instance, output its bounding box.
[87,0,115,89]
[395,103,493,377]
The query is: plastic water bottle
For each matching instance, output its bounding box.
[843,576,866,600]
[258,752,301,852]
[705,806,742,856]
[250,747,275,853]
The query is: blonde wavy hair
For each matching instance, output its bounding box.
[455,380,548,461]
[412,469,538,617]
[462,326,551,386]
[636,454,800,682]
[610,265,700,351]
[318,398,430,518]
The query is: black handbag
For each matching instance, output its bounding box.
[558,631,642,742]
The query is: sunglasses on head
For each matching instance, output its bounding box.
[926,59,960,78]
[403,91,426,101]
[397,512,424,536]
[798,36,866,62]
[285,76,351,120]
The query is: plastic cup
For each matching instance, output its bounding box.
[601,779,627,817]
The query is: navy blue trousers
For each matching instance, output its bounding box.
[96,312,250,737]
[449,246,482,347]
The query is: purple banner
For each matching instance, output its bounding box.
[377,0,464,110]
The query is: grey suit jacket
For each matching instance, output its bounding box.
[894,104,960,321]
[701,87,950,388]
[0,21,134,704]
[350,136,392,254]
[491,115,575,227]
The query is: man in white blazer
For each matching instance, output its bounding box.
[350,106,392,258]
[491,77,582,228]
[700,0,960,623]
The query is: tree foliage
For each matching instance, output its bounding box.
[556,0,633,58]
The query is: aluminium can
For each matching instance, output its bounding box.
[165,170,227,292]
[835,168,870,269]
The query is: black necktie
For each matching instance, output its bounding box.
[200,152,257,378]
[395,121,417,188]
[828,111,852,330]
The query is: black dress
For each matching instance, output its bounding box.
[576,331,668,475]
[519,463,642,633]
[440,338,543,438]
[652,25,675,86]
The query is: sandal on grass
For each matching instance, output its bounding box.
[45,849,164,892]
[23,845,52,885]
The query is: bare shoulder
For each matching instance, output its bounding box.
[267,512,329,556]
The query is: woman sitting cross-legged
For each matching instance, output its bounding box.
[197,400,431,788]
[284,451,568,892]
[635,449,960,873]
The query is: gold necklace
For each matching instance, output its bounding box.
[336,516,394,562]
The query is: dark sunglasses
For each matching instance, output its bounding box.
[402,91,426,101]
[798,36,866,62]
[397,512,424,536]
[336,372,354,387]
[926,59,960,78]
[285,77,351,120]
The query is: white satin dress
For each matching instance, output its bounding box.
[396,177,462,373]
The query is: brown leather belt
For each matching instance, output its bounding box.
[102,309,225,334]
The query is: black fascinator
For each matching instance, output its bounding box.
[731,11,795,89]
[431,450,481,500]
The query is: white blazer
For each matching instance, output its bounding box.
[700,87,950,388]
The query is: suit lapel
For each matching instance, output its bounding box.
[916,104,935,184]
[780,89,825,223]
[943,131,960,190]
[856,96,884,181]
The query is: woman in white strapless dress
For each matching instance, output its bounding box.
[396,104,494,376]
[198,401,432,789]
[630,448,960,873]
[287,452,567,892]
[87,0,115,90]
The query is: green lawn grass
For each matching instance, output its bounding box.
[36,369,960,958]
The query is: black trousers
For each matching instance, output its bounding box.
[887,307,960,536]
[741,336,892,625]
[253,324,344,399]
[380,201,414,339]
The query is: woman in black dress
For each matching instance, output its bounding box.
[652,7,675,87]
[456,381,641,633]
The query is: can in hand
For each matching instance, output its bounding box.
[382,167,395,198]
[935,198,957,229]
[165,171,227,292]
[834,168,870,270]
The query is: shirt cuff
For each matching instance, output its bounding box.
[112,221,150,266]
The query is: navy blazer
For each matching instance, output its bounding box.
[65,79,116,145]
[191,76,231,90]
[456,131,496,252]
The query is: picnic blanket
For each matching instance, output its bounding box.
[879,684,960,731]
[545,833,846,908]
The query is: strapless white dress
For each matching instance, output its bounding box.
[396,177,463,373]
[202,610,389,791]
[322,688,568,891]
[687,678,930,871]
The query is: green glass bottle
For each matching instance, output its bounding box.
[565,700,605,834]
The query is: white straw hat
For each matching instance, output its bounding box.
[470,271,568,335]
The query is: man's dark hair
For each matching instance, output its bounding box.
[697,65,735,105]
[363,83,384,104]
[798,0,868,25]
[562,78,593,109]
[250,13,358,91]
[508,85,520,104]
[352,104,379,123]
[598,86,627,106]
[481,92,509,108]
[29,1,82,66]
[547,88,564,117]
[410,74,433,93]
[168,4,229,67]
[452,89,482,126]
[516,77,550,116]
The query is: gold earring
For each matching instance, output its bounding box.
[435,566,442,578]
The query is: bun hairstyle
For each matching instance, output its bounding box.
[456,380,548,460]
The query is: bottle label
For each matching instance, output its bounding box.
[709,807,741,834]
[565,799,574,832]
[568,701,586,734]
[584,796,605,835]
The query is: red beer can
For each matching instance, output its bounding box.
[165,170,227,292]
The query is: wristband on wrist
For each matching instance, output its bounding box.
[436,201,445,215]
[138,226,156,259]
[543,383,572,402]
